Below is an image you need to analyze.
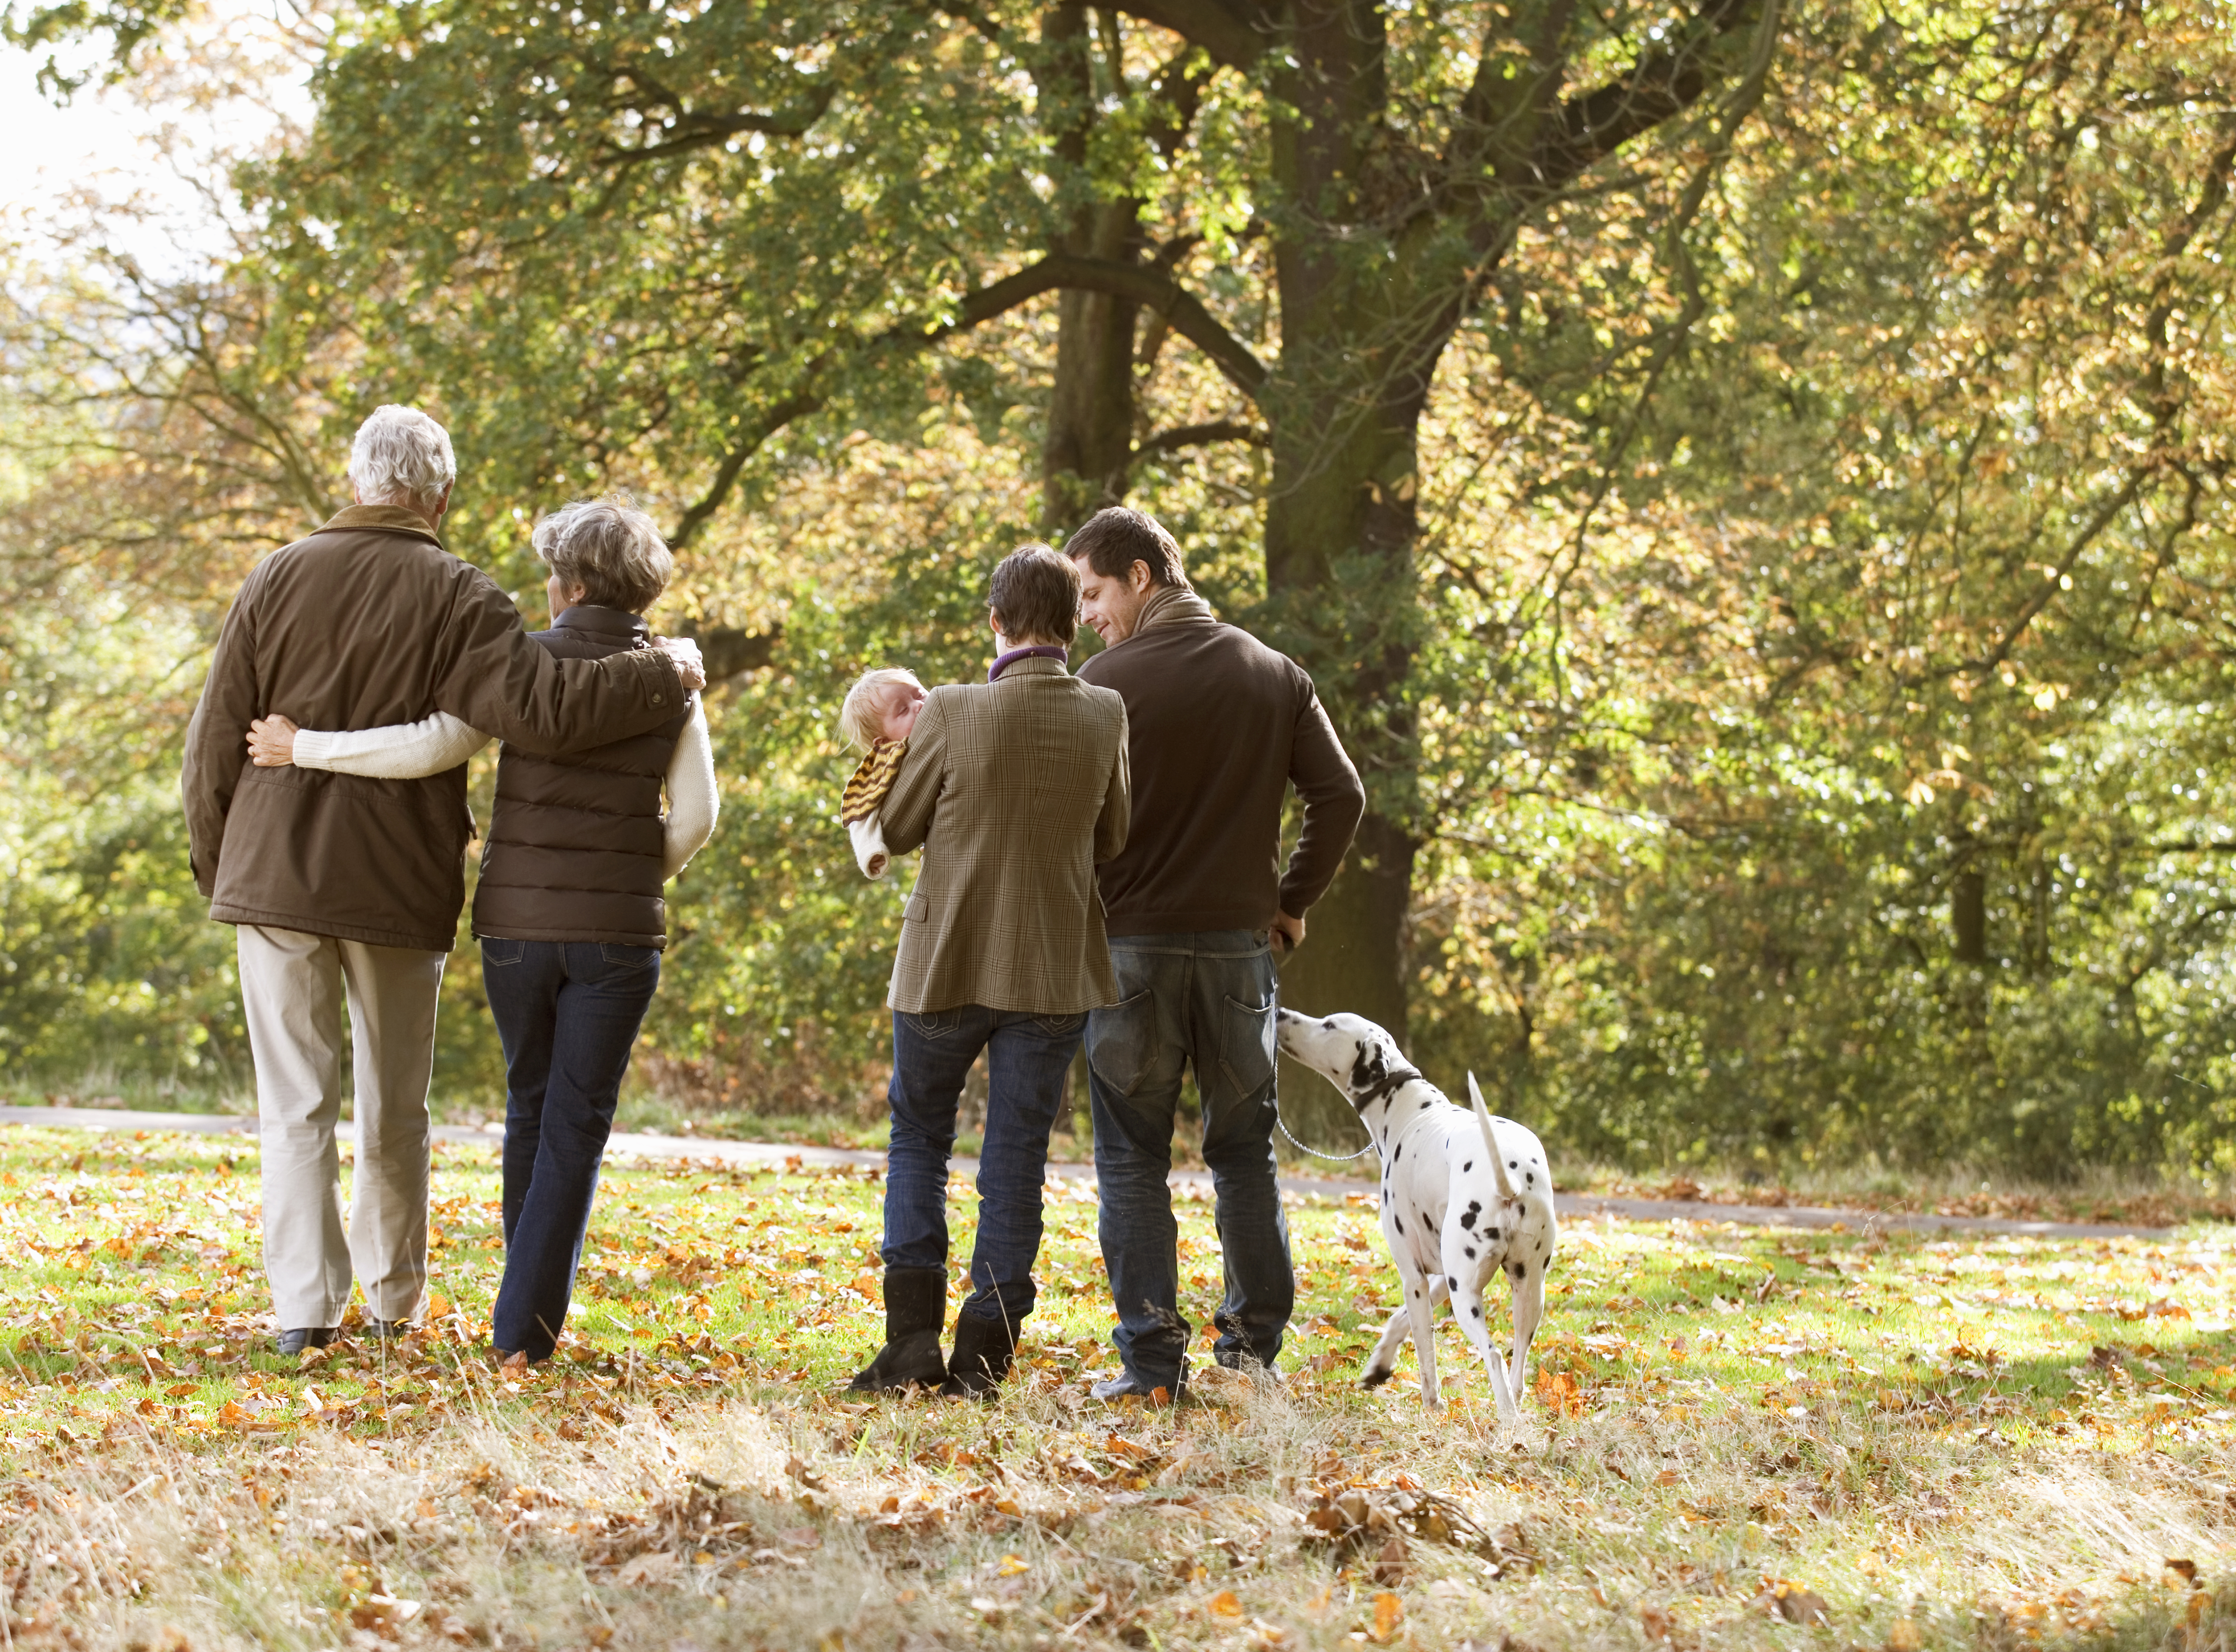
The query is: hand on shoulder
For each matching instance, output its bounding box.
[655,636,706,692]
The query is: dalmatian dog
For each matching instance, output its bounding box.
[1275,1009,1557,1418]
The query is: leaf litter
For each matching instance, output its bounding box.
[0,1125,2225,1648]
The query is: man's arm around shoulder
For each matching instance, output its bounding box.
[430,566,692,757]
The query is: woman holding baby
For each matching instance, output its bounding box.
[840,545,1130,1397]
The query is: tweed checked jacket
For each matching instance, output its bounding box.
[880,656,1130,1015]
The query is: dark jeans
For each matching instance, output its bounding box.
[1087,930,1291,1390]
[481,937,660,1359]
[882,1005,1085,1330]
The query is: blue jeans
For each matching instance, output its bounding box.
[1087,930,1291,1389]
[882,1005,1085,1330]
[480,937,660,1358]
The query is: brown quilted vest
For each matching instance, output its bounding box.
[471,606,689,948]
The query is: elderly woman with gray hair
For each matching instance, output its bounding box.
[249,493,717,1365]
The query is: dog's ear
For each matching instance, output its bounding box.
[1348,1039,1389,1098]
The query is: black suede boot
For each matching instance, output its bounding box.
[847,1268,950,1393]
[939,1311,1019,1399]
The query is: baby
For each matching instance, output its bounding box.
[839,667,927,878]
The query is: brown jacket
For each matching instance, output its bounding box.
[880,656,1129,1015]
[1076,590,1363,936]
[181,506,689,952]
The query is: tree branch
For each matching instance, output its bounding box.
[1532,0,1762,189]
[1134,419,1268,458]
[1144,38,1215,157]
[896,253,1266,396]
[601,83,835,170]
[668,251,1262,544]
[676,620,782,680]
[668,388,824,551]
[1114,0,1267,69]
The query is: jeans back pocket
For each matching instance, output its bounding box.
[1087,990,1158,1097]
[1218,994,1276,1100]
[905,1008,964,1041]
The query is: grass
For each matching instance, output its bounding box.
[0,1123,2230,1649]
[1568,1165,2236,1231]
[19,1071,2236,1224]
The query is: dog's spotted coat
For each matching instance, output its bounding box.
[1275,1009,1558,1418]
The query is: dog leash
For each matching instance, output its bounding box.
[1274,1104,1382,1164]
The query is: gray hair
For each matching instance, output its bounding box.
[533,494,675,613]
[347,405,456,514]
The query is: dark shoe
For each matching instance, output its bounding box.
[366,1318,413,1339]
[939,1311,1018,1399]
[847,1267,950,1393]
[277,1328,338,1356]
[1215,1349,1283,1385]
[1090,1362,1186,1402]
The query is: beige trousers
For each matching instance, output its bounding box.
[236,924,446,1328]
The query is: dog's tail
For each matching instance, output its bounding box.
[1468,1072,1517,1204]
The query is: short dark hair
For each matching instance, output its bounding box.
[1063,506,1189,590]
[987,543,1079,647]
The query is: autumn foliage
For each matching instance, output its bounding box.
[3,1,2236,1178]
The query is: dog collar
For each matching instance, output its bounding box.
[1354,1067,1424,1112]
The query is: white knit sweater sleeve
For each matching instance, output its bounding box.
[291,711,491,779]
[662,701,718,881]
[848,814,891,880]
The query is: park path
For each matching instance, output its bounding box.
[0,1103,2182,1241]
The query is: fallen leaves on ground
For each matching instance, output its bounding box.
[0,1124,2225,1652]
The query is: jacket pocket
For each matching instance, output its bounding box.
[1218,993,1276,1101]
[1087,990,1158,1098]
[904,893,930,923]
[482,938,527,968]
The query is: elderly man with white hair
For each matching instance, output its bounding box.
[181,404,706,1355]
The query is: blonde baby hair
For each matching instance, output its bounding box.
[839,667,925,750]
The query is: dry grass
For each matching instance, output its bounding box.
[0,1126,2229,1650]
[9,1359,2233,1652]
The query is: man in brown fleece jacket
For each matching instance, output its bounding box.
[1069,507,1364,1398]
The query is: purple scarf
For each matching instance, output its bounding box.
[989,644,1068,682]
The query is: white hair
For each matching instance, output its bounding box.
[347,405,457,514]
[839,667,924,749]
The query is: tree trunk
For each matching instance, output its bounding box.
[1952,832,1987,964]
[1258,0,1431,1131]
[1038,5,1142,532]
[1035,0,1769,1147]
[1042,220,1141,529]
[1273,812,1416,1153]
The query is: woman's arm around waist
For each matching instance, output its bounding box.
[287,710,492,779]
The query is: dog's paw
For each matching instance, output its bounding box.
[1359,1366,1393,1391]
